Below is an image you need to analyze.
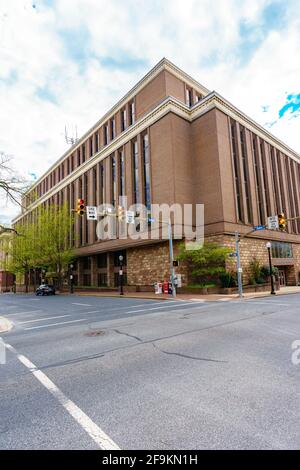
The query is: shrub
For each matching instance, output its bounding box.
[219,272,237,288]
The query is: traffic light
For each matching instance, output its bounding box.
[117,205,126,221]
[173,260,179,267]
[77,198,85,216]
[278,213,286,230]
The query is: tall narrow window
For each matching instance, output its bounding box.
[104,124,109,146]
[142,134,151,210]
[82,144,86,163]
[270,147,279,214]
[121,108,127,131]
[129,101,135,125]
[89,137,93,157]
[240,126,252,223]
[77,148,81,166]
[99,163,105,204]
[230,121,243,222]
[119,150,125,197]
[93,167,97,206]
[285,157,296,233]
[132,140,139,203]
[259,140,270,218]
[252,136,264,225]
[95,133,99,153]
[111,156,116,207]
[110,118,116,140]
[84,173,88,244]
[186,87,193,107]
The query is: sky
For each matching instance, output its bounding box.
[0,0,300,224]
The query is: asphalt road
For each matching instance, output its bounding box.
[0,292,299,450]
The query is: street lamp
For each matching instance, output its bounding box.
[266,242,276,295]
[119,255,124,296]
[69,264,74,294]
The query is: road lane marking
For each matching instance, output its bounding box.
[72,303,93,307]
[126,301,204,314]
[190,299,206,302]
[3,310,42,316]
[19,315,71,324]
[24,319,86,330]
[4,342,120,450]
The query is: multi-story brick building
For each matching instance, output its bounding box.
[13,58,300,289]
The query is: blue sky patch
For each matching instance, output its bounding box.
[100,55,149,71]
[58,26,91,72]
[0,69,18,86]
[279,93,300,118]
[36,86,57,104]
[237,1,287,66]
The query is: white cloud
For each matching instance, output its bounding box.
[0,0,300,223]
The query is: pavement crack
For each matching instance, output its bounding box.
[113,329,143,342]
[152,343,227,363]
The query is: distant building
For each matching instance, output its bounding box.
[13,58,300,290]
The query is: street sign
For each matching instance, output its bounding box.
[253,225,266,231]
[126,210,135,224]
[86,206,97,220]
[148,217,156,223]
[267,215,279,230]
[238,268,243,273]
[229,252,237,257]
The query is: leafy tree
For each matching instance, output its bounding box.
[8,223,38,292]
[178,242,232,285]
[8,203,75,290]
[36,202,75,288]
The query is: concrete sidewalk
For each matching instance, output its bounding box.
[75,285,300,302]
[0,316,13,333]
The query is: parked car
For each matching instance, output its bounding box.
[36,284,56,296]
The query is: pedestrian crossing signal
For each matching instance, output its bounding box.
[77,199,85,216]
[278,213,286,230]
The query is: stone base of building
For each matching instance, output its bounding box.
[13,235,300,292]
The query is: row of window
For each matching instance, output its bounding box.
[185,85,203,107]
[35,133,150,248]
[28,100,136,205]
[230,119,300,234]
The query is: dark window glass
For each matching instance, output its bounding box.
[133,140,139,203]
[142,134,151,210]
[252,137,264,225]
[97,273,107,287]
[121,108,127,131]
[271,242,293,258]
[111,156,116,207]
[119,150,125,196]
[129,101,135,125]
[82,144,86,163]
[97,253,107,268]
[104,124,109,145]
[231,121,243,222]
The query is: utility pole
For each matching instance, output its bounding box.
[235,231,243,299]
[168,219,176,298]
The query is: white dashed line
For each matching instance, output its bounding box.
[24,318,86,330]
[71,303,93,307]
[19,315,71,324]
[4,342,120,450]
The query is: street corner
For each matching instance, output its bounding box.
[0,316,13,334]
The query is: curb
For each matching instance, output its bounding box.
[0,316,13,334]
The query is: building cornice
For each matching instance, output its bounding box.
[26,58,210,194]
[13,91,300,223]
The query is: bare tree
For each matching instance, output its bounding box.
[0,151,29,206]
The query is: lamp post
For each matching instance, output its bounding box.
[119,255,124,295]
[69,264,74,294]
[266,242,276,295]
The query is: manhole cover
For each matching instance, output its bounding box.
[85,330,105,337]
